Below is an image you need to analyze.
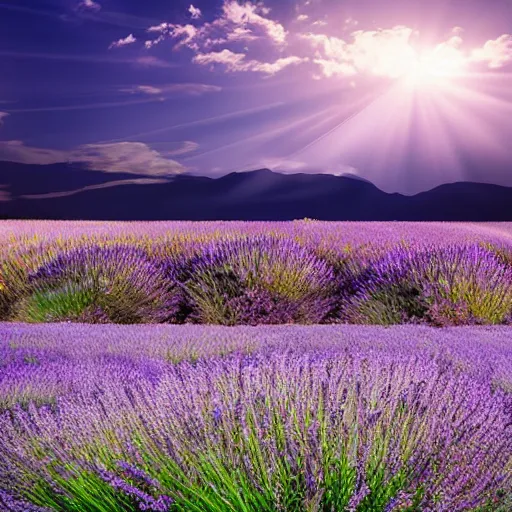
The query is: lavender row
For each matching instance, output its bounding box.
[1,234,512,325]
[0,324,511,511]
[2,324,512,393]
[1,221,512,247]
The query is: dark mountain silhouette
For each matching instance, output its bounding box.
[1,161,511,221]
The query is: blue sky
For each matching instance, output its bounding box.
[1,0,512,194]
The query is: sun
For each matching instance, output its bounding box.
[404,46,467,88]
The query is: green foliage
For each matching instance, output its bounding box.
[14,283,98,323]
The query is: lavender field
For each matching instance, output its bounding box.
[0,222,511,511]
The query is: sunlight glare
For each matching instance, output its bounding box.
[404,45,467,88]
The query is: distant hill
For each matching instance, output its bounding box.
[1,161,511,220]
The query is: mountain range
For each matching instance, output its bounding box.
[1,161,511,221]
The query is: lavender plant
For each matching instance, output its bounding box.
[344,244,512,325]
[183,236,335,324]
[14,246,180,324]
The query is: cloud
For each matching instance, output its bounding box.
[189,4,202,20]
[0,141,186,176]
[193,50,306,74]
[313,59,356,77]
[147,22,169,33]
[109,33,137,49]
[193,49,246,69]
[21,178,169,200]
[0,112,9,126]
[139,5,512,82]
[146,23,199,50]
[226,27,258,42]
[119,83,222,96]
[164,141,200,156]
[79,0,100,11]
[222,1,287,44]
[471,34,512,69]
[120,85,163,95]
[144,0,287,51]
[302,26,417,78]
[302,25,511,80]
[70,143,185,175]
[246,56,307,75]
[134,56,176,68]
[428,34,466,71]
[344,17,359,28]
[169,24,199,50]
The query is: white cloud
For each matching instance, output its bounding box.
[109,34,137,50]
[246,56,307,74]
[189,4,202,19]
[297,14,309,22]
[313,59,356,77]
[471,34,512,69]
[344,17,358,28]
[222,1,287,44]
[427,35,466,72]
[302,26,417,78]
[193,49,306,74]
[347,27,416,77]
[170,24,199,50]
[144,37,165,49]
[146,23,199,50]
[147,23,169,33]
[0,141,186,176]
[79,0,101,11]
[226,27,258,42]
[120,83,222,96]
[0,112,9,126]
[193,49,246,69]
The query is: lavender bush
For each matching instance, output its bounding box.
[14,246,180,324]
[343,245,512,326]
[183,236,335,324]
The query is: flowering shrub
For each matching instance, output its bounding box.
[183,236,335,324]
[15,246,180,324]
[344,245,512,325]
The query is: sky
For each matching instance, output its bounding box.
[1,0,512,194]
